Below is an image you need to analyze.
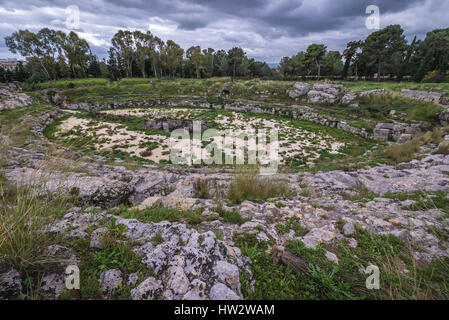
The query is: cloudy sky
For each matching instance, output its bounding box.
[0,0,448,64]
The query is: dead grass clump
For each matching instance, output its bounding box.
[193,178,213,199]
[383,135,423,163]
[139,150,153,157]
[436,142,449,155]
[227,168,290,204]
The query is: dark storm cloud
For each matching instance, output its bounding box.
[0,0,447,62]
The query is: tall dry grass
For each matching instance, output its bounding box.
[227,167,291,204]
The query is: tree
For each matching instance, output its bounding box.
[201,48,215,78]
[227,47,248,81]
[303,44,327,80]
[187,46,202,78]
[165,40,184,77]
[59,31,91,78]
[361,25,407,81]
[13,61,29,82]
[134,31,154,78]
[342,40,363,78]
[5,29,51,79]
[111,30,137,78]
[213,49,228,77]
[248,59,272,77]
[323,51,343,76]
[415,28,449,81]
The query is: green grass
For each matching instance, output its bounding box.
[61,220,152,300]
[382,191,449,215]
[117,205,203,226]
[235,225,449,300]
[276,217,309,237]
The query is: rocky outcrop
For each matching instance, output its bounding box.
[373,121,430,141]
[141,119,214,133]
[287,82,310,98]
[307,83,344,104]
[0,269,23,300]
[99,269,123,294]
[50,211,252,300]
[359,89,388,98]
[0,83,36,111]
[401,89,444,104]
[440,109,449,126]
[5,167,133,207]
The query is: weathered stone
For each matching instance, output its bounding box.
[0,269,23,300]
[325,251,339,264]
[341,92,357,104]
[127,273,139,286]
[90,227,108,249]
[343,222,355,236]
[308,90,337,104]
[165,266,190,298]
[401,89,443,104]
[130,277,163,300]
[397,134,413,144]
[99,269,123,294]
[41,273,65,299]
[440,109,449,126]
[288,82,310,98]
[5,168,132,208]
[359,89,387,98]
[209,283,241,300]
[213,260,240,292]
[312,83,344,96]
[0,84,35,111]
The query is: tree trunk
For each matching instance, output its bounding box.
[315,57,320,81]
[377,57,382,82]
[39,59,50,80]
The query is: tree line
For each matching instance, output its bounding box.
[280,25,449,82]
[3,24,449,83]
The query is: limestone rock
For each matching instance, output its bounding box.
[343,222,355,236]
[131,277,163,300]
[308,90,337,104]
[401,89,443,104]
[99,269,123,294]
[312,83,344,96]
[41,273,65,299]
[325,251,339,264]
[341,92,357,104]
[288,82,310,98]
[213,260,240,292]
[0,269,23,300]
[90,227,108,249]
[209,283,241,300]
[440,109,449,126]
